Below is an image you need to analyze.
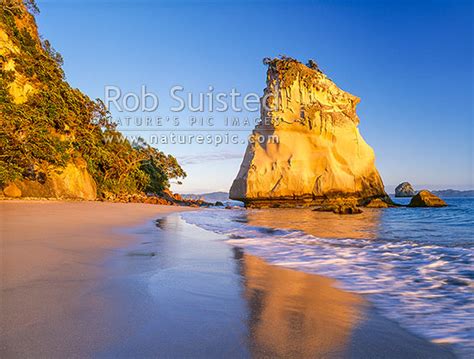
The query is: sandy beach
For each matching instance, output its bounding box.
[0,202,455,358]
[0,201,193,357]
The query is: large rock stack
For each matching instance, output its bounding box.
[230,58,388,208]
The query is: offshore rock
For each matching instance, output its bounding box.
[408,190,447,207]
[313,204,363,215]
[230,57,388,208]
[365,198,391,208]
[395,182,416,197]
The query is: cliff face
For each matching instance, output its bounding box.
[4,159,97,200]
[0,1,97,200]
[230,58,388,207]
[1,1,185,200]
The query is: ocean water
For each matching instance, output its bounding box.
[181,197,474,357]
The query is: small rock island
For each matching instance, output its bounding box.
[408,190,447,207]
[395,182,416,197]
[230,57,390,208]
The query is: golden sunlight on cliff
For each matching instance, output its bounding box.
[230,59,388,207]
[0,27,37,103]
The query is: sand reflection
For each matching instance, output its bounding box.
[234,250,365,358]
[245,208,382,239]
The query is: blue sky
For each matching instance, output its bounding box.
[36,0,473,193]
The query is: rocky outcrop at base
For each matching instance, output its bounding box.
[2,183,22,198]
[395,182,416,197]
[365,198,392,208]
[2,159,97,200]
[324,205,363,215]
[99,189,214,207]
[230,57,389,208]
[408,190,447,207]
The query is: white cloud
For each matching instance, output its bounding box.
[178,152,243,165]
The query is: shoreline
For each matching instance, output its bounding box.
[0,202,455,357]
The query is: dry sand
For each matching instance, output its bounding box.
[0,201,192,357]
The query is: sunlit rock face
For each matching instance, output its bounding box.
[408,190,447,207]
[12,160,97,200]
[0,2,97,200]
[230,58,388,207]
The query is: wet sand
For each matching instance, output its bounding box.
[0,202,454,358]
